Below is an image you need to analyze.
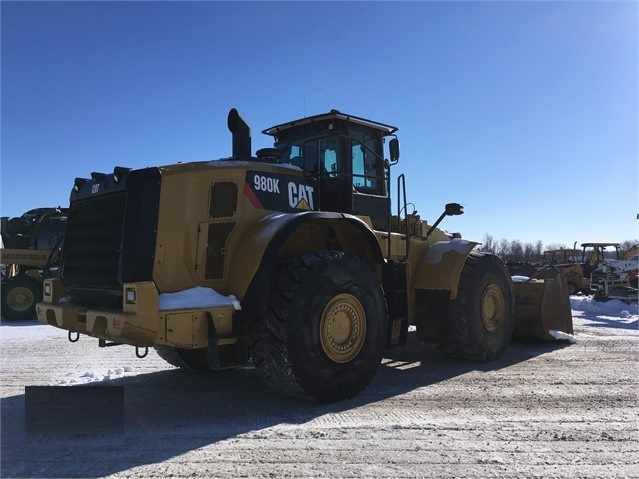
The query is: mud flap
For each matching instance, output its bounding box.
[512,268,573,340]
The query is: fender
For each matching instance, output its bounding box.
[412,239,478,299]
[227,211,385,314]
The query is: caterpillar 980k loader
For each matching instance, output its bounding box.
[36,109,572,403]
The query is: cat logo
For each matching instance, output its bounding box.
[288,182,315,210]
[245,171,315,212]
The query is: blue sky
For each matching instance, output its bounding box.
[1,1,637,247]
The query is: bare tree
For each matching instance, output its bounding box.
[496,238,509,258]
[619,240,638,258]
[479,234,495,254]
[478,234,636,262]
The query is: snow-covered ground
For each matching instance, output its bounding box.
[569,295,638,327]
[1,295,637,478]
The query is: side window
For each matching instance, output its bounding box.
[289,144,302,167]
[349,129,385,195]
[352,144,366,187]
[320,138,338,175]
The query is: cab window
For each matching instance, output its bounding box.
[349,128,385,195]
[321,137,339,175]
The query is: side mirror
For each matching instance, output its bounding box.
[389,138,400,163]
[445,203,464,216]
[426,202,464,238]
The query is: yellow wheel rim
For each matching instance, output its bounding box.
[481,283,506,332]
[319,293,366,363]
[8,286,35,312]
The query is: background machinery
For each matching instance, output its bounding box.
[534,247,590,295]
[584,243,638,303]
[1,208,67,320]
[36,109,572,403]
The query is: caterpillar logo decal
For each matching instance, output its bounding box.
[245,171,315,212]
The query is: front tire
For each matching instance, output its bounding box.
[249,251,388,403]
[443,253,515,361]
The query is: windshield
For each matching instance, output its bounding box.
[274,135,336,175]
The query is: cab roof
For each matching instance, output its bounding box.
[581,243,620,248]
[262,109,399,138]
[544,249,581,254]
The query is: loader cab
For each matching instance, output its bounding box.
[580,242,621,277]
[263,110,399,230]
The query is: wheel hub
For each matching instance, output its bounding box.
[8,286,35,312]
[481,283,506,332]
[319,293,366,363]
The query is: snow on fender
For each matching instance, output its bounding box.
[158,286,242,311]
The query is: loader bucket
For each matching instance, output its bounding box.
[512,268,573,340]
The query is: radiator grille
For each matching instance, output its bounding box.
[62,167,160,308]
[63,193,126,292]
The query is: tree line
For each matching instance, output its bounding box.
[476,235,638,264]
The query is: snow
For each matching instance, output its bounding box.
[56,367,136,385]
[549,329,577,343]
[158,286,241,311]
[511,275,540,283]
[425,239,477,263]
[569,295,638,328]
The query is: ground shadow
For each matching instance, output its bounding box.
[574,315,638,330]
[0,333,570,478]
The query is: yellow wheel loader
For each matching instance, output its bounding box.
[534,248,590,295]
[36,109,572,403]
[1,208,67,320]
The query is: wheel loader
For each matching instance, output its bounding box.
[36,109,572,403]
[533,248,590,295]
[1,208,67,320]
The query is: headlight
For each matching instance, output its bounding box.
[125,288,137,304]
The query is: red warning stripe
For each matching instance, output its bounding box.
[244,181,264,210]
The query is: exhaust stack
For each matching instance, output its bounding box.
[227,108,252,157]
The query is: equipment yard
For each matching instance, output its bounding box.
[1,298,637,479]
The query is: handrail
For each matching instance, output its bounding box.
[397,174,408,260]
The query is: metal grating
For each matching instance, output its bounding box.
[63,193,126,291]
[209,182,238,218]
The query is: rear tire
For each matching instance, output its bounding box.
[1,275,42,321]
[249,251,388,403]
[442,253,515,361]
[154,346,210,371]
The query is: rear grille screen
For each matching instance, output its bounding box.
[62,167,160,308]
[63,193,126,291]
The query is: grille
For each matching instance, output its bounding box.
[63,193,126,290]
[209,182,238,218]
[62,167,160,308]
